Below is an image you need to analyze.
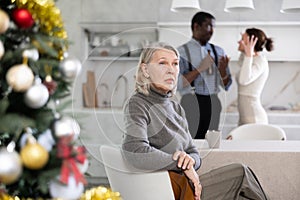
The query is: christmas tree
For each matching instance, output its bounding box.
[0,0,88,198]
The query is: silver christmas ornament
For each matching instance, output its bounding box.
[49,175,84,199]
[59,56,82,82]
[38,129,56,151]
[23,49,39,61]
[19,133,28,148]
[52,116,80,139]
[24,78,49,109]
[0,147,23,184]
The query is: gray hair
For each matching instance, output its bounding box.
[135,42,179,96]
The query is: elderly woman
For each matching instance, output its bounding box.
[122,42,269,200]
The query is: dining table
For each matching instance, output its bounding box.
[193,139,300,200]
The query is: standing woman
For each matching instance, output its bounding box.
[237,28,274,125]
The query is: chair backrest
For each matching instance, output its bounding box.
[100,145,175,200]
[226,123,287,140]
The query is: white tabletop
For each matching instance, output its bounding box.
[193,139,300,152]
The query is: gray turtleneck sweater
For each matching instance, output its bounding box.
[122,89,201,172]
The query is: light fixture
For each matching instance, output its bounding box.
[280,0,300,13]
[170,0,201,13]
[224,0,255,12]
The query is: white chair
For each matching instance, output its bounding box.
[226,123,287,140]
[100,145,175,200]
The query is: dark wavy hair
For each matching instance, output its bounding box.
[246,28,274,52]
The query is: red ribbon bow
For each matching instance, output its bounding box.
[57,135,87,185]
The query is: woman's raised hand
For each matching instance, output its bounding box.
[242,35,258,57]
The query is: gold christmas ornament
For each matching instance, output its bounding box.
[20,136,49,170]
[0,9,10,34]
[0,147,23,185]
[6,63,34,92]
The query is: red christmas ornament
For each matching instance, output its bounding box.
[12,8,34,29]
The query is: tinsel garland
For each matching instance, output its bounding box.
[0,186,122,200]
[80,186,121,200]
[13,0,67,39]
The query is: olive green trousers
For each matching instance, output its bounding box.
[169,163,269,200]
